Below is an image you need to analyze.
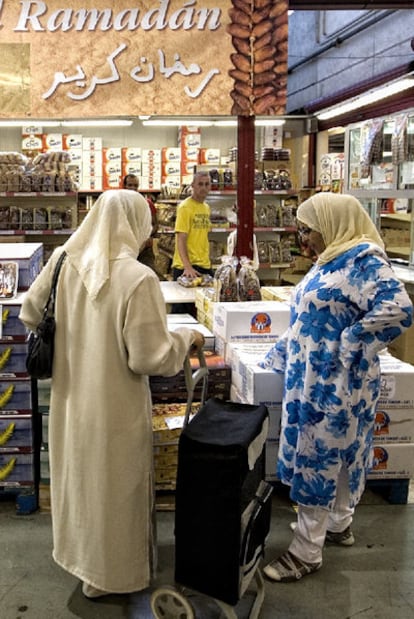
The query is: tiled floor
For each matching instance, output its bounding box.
[1,481,413,619]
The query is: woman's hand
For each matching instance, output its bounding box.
[190,329,205,354]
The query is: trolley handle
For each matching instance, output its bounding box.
[183,348,208,427]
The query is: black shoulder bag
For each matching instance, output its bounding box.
[26,251,67,380]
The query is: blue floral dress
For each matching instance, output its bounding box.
[260,243,413,510]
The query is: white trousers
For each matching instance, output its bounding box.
[288,467,355,564]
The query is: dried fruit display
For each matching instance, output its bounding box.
[226,0,288,116]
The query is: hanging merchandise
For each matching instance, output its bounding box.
[360,119,384,178]
[391,113,409,166]
[213,255,238,302]
[237,257,262,302]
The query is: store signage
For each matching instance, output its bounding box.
[0,0,288,118]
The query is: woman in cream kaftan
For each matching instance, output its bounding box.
[20,190,202,597]
[260,192,413,583]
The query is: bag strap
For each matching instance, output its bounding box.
[45,251,67,316]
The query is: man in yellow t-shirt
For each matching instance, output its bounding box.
[171,171,213,313]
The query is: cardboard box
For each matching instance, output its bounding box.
[63,134,82,149]
[122,162,141,177]
[0,377,33,411]
[0,243,43,291]
[168,322,214,350]
[102,147,122,163]
[179,134,201,149]
[142,149,161,163]
[21,135,43,151]
[0,452,34,486]
[82,151,103,167]
[122,147,142,163]
[102,174,121,190]
[104,161,122,176]
[161,162,181,176]
[82,137,102,151]
[265,439,279,481]
[66,149,83,164]
[368,443,414,479]
[228,342,283,405]
[43,133,63,151]
[180,147,200,161]
[1,293,27,338]
[0,341,29,374]
[213,300,290,344]
[80,176,103,191]
[161,175,181,190]
[260,286,294,302]
[374,407,414,443]
[0,415,32,450]
[200,148,220,165]
[161,147,181,162]
[378,354,414,408]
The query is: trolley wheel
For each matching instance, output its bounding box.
[150,585,195,619]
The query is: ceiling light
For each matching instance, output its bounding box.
[213,120,238,127]
[0,120,61,127]
[255,119,286,126]
[317,77,414,121]
[142,119,213,127]
[61,119,133,127]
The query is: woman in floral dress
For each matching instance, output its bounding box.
[260,192,413,583]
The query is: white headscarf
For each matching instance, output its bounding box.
[296,192,384,265]
[63,189,152,299]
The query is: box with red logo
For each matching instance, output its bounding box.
[121,162,141,177]
[82,137,103,151]
[181,147,200,162]
[213,300,290,344]
[378,353,414,408]
[142,149,161,164]
[63,134,82,150]
[102,176,121,190]
[161,175,181,190]
[374,406,414,443]
[43,133,63,151]
[103,148,122,164]
[200,148,220,165]
[368,443,414,479]
[122,147,142,163]
[161,147,181,163]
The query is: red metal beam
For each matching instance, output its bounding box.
[289,1,414,8]
[236,116,255,261]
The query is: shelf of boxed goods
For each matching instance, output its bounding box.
[0,192,78,260]
[380,212,411,260]
[0,243,44,514]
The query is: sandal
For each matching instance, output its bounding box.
[263,550,322,583]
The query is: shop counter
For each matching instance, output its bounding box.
[160,281,197,306]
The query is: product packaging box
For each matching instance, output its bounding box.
[82,137,102,151]
[80,176,103,192]
[63,134,82,149]
[199,148,220,165]
[66,149,83,165]
[0,415,32,450]
[82,150,103,167]
[1,293,27,338]
[227,342,283,405]
[0,377,33,411]
[181,147,200,162]
[103,161,122,176]
[374,406,414,443]
[0,452,34,486]
[368,443,414,479]
[102,147,122,163]
[0,243,43,291]
[142,149,162,164]
[21,135,43,151]
[43,133,63,151]
[161,175,181,190]
[378,353,414,408]
[260,286,294,302]
[168,322,214,350]
[265,439,279,481]
[122,147,142,163]
[161,147,181,162]
[161,162,181,177]
[0,341,29,374]
[122,162,141,177]
[213,300,290,344]
[102,174,121,190]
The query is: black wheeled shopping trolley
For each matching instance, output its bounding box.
[150,350,273,619]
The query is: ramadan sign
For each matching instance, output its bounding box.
[0,0,288,118]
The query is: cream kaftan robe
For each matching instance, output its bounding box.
[20,251,193,593]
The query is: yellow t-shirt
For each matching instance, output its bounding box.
[172,197,211,269]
